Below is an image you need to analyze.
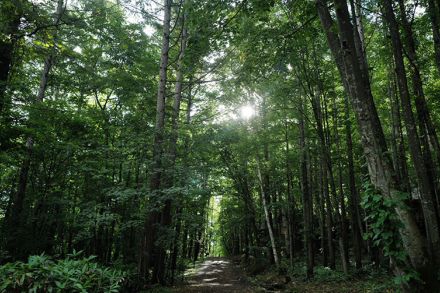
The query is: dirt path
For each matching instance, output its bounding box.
[171,257,254,292]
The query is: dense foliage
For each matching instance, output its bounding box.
[1,0,440,292]
[0,252,125,292]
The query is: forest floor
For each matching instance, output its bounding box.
[168,257,395,293]
[170,257,255,292]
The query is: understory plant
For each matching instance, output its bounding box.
[0,251,126,292]
[361,180,420,286]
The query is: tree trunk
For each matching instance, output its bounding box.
[381,0,440,270]
[317,161,328,266]
[397,0,440,209]
[260,97,277,263]
[256,157,280,267]
[389,68,410,192]
[427,0,440,74]
[322,149,335,269]
[344,93,363,269]
[170,68,192,285]
[332,97,349,274]
[140,0,172,283]
[284,119,296,266]
[5,0,64,257]
[154,8,187,284]
[317,0,431,289]
[299,96,314,278]
[310,92,347,271]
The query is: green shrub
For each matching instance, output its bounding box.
[313,266,348,282]
[0,252,126,293]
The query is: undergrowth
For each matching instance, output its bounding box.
[0,251,126,293]
[250,259,397,293]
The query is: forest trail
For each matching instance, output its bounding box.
[171,257,255,292]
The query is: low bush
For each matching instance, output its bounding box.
[0,251,126,293]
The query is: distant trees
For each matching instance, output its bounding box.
[314,0,440,289]
[1,0,440,291]
[214,0,440,291]
[5,0,66,258]
[0,0,219,285]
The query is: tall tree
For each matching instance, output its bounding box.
[381,0,440,269]
[140,0,172,283]
[426,0,440,73]
[5,0,65,258]
[154,6,188,283]
[299,96,314,278]
[317,0,433,289]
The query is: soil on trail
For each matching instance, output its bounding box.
[171,257,254,293]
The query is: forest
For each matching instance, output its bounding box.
[1,0,440,292]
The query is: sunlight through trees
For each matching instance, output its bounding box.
[1,0,440,292]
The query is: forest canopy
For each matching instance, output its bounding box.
[1,0,440,292]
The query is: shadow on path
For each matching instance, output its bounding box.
[171,257,254,292]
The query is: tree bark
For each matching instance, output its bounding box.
[140,0,172,283]
[389,68,410,192]
[344,92,363,269]
[426,0,440,74]
[317,0,431,289]
[256,157,280,267]
[397,0,440,209]
[310,91,347,271]
[299,96,314,278]
[154,8,188,284]
[381,0,440,269]
[317,160,328,266]
[332,97,349,274]
[170,71,192,286]
[284,119,296,266]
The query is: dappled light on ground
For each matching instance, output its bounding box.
[172,258,254,292]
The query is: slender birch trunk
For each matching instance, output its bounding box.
[256,157,280,267]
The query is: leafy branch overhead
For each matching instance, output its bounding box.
[1,0,440,292]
